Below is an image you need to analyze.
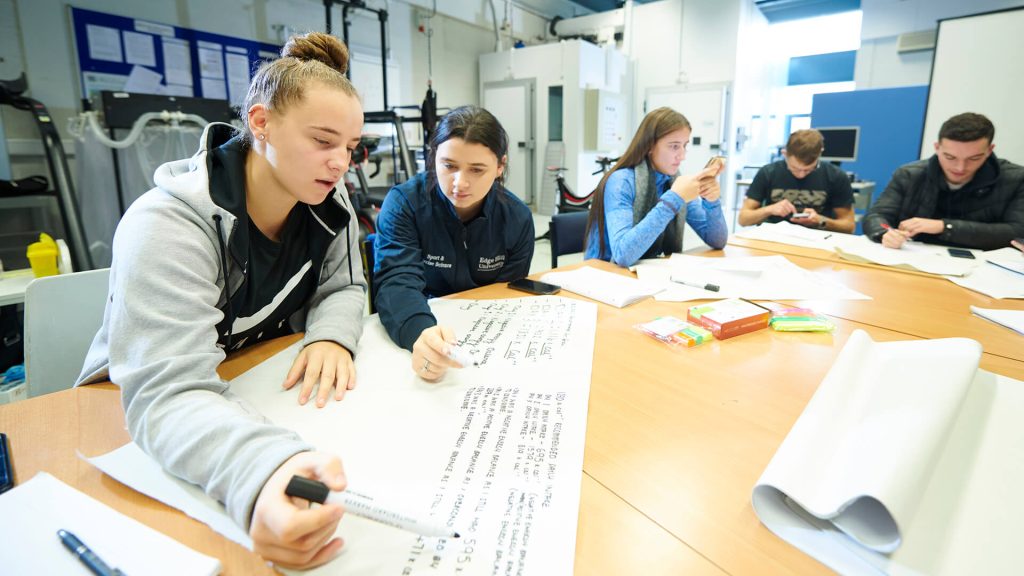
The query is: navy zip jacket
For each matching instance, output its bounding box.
[373,172,535,350]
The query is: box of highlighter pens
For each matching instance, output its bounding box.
[687,298,770,340]
[635,316,714,348]
[769,307,835,332]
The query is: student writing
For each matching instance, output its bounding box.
[77,32,366,569]
[373,106,534,381]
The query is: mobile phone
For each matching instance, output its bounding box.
[1,433,13,494]
[508,278,561,295]
[703,156,725,176]
[791,212,812,219]
[948,248,975,259]
[704,155,725,169]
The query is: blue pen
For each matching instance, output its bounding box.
[58,529,125,576]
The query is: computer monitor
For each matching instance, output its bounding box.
[816,126,859,163]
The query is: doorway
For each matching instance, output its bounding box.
[482,79,535,204]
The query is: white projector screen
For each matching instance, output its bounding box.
[921,8,1024,162]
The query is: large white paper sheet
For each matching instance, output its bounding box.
[0,472,220,576]
[753,330,1024,575]
[89,296,596,576]
[735,223,989,278]
[635,254,870,301]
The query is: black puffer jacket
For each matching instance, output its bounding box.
[863,154,1024,250]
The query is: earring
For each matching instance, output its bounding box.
[258,133,265,141]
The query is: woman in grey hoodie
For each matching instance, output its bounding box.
[77,32,365,569]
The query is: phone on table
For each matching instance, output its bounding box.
[947,248,975,259]
[508,278,561,295]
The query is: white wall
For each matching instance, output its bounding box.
[856,0,1024,88]
[627,0,744,130]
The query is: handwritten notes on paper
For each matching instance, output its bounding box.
[87,296,597,576]
[451,298,583,367]
[406,387,572,574]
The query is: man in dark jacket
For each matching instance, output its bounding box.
[863,113,1024,250]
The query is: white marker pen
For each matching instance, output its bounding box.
[446,344,479,367]
[286,476,460,539]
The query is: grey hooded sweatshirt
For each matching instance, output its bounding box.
[78,123,366,529]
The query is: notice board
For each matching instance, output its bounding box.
[70,6,281,106]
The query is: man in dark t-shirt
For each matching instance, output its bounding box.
[739,129,855,233]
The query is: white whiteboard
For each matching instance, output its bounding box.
[922,8,1024,161]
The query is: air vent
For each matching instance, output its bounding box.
[897,29,937,53]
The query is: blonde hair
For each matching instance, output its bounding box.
[785,129,825,164]
[240,32,359,143]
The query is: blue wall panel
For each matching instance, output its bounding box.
[812,85,929,210]
[788,51,857,85]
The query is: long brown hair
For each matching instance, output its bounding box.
[585,107,691,258]
[240,32,359,143]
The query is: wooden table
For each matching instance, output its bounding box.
[3,258,1021,575]
[721,239,1024,363]
[0,310,724,575]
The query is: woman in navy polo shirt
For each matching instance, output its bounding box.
[374,105,534,381]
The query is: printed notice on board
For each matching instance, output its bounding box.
[197,40,224,79]
[225,48,250,107]
[122,30,156,67]
[161,38,192,87]
[86,24,123,63]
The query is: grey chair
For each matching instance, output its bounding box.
[24,268,109,397]
[549,211,590,269]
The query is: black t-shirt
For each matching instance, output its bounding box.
[226,204,318,349]
[746,160,854,222]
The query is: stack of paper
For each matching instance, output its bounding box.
[540,265,663,307]
[983,246,1024,276]
[733,221,844,250]
[970,306,1024,335]
[948,247,1024,299]
[0,472,221,575]
[753,330,1024,575]
[834,236,979,276]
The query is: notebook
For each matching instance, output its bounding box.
[0,472,221,575]
[540,266,663,307]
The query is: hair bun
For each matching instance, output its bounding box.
[281,32,349,75]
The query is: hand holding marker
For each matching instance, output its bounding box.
[446,343,479,368]
[286,476,460,538]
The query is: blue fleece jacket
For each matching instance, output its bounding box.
[585,167,728,267]
[374,172,535,350]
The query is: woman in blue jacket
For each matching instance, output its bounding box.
[374,105,534,381]
[585,107,728,267]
